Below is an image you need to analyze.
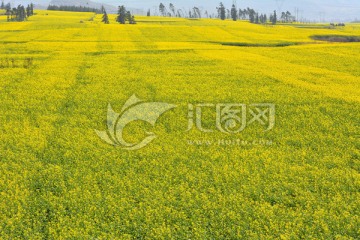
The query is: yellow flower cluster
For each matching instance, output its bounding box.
[0,10,359,239]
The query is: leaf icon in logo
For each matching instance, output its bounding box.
[95,95,176,150]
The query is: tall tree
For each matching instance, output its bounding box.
[255,13,259,24]
[26,5,30,17]
[231,4,237,21]
[281,11,286,22]
[128,12,136,24]
[102,10,109,24]
[193,7,201,18]
[217,2,225,20]
[11,7,16,21]
[6,7,10,21]
[169,3,175,17]
[204,10,208,18]
[30,3,34,15]
[285,11,293,22]
[249,9,255,23]
[116,5,126,24]
[1,1,4,9]
[16,5,26,22]
[272,10,277,24]
[159,3,166,16]
[147,9,150,17]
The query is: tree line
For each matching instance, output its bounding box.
[47,5,102,14]
[147,3,209,18]
[115,6,136,24]
[44,3,137,25]
[1,1,34,22]
[150,2,296,25]
[221,2,296,25]
[101,5,136,25]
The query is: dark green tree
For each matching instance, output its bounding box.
[147,9,150,17]
[169,3,175,17]
[21,5,26,21]
[249,10,255,23]
[116,5,126,24]
[260,14,266,24]
[287,11,293,22]
[126,11,131,22]
[159,3,166,16]
[129,15,136,24]
[26,5,31,17]
[193,7,201,18]
[18,5,26,21]
[217,2,226,20]
[11,7,16,21]
[125,11,136,24]
[231,4,237,21]
[272,10,277,24]
[30,3,34,15]
[281,11,286,22]
[102,10,109,24]
[1,1,4,9]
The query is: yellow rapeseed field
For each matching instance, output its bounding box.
[0,10,359,239]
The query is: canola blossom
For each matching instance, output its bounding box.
[0,10,359,239]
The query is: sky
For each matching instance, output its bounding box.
[10,0,360,21]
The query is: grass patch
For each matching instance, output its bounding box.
[213,41,301,47]
[294,25,335,29]
[311,35,360,42]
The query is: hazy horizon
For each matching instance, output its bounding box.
[7,0,360,22]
